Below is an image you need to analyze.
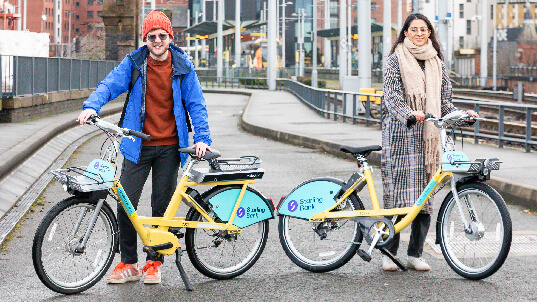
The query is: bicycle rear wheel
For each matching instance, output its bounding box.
[32,196,118,294]
[278,179,364,273]
[438,182,512,280]
[185,187,269,280]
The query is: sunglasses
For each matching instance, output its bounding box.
[147,33,169,42]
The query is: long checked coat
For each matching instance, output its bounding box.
[381,53,456,214]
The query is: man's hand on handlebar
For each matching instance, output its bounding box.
[191,142,212,158]
[77,109,97,125]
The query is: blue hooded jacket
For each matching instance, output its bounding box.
[82,44,211,166]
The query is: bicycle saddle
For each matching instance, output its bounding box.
[340,145,382,157]
[179,148,221,160]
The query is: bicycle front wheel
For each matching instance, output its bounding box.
[32,196,118,294]
[185,187,269,280]
[438,182,512,280]
[278,179,364,273]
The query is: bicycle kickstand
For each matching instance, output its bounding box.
[378,248,408,271]
[175,248,194,291]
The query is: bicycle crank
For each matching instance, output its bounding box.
[351,217,395,249]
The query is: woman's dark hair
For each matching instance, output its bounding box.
[389,13,443,60]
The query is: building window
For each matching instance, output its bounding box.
[491,5,494,19]
[459,4,464,18]
[97,0,103,4]
[76,15,79,20]
[88,24,93,31]
[76,28,79,33]
[87,11,93,19]
[466,20,471,35]
[88,0,93,5]
[97,11,102,18]
[459,36,464,48]
[76,1,79,7]
[371,2,377,12]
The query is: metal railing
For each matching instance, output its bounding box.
[281,79,381,127]
[280,79,537,152]
[510,65,537,78]
[450,75,509,89]
[198,76,272,90]
[0,55,119,98]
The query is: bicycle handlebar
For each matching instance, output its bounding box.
[124,129,151,141]
[87,115,151,141]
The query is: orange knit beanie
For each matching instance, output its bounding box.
[142,11,174,41]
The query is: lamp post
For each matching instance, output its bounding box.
[217,0,223,82]
[321,0,330,68]
[195,11,201,68]
[234,0,240,73]
[383,0,391,71]
[68,10,72,57]
[292,9,306,77]
[201,0,206,65]
[280,1,292,74]
[186,8,190,57]
[339,0,346,85]
[312,0,318,87]
[268,0,276,90]
[41,14,46,32]
[480,0,487,87]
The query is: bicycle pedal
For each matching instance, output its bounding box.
[356,249,372,262]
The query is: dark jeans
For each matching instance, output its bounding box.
[386,213,431,258]
[118,145,181,264]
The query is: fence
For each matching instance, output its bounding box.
[0,55,119,98]
[280,79,537,152]
[450,75,509,89]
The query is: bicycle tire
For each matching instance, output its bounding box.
[438,182,512,280]
[185,186,269,280]
[32,196,118,294]
[278,178,364,273]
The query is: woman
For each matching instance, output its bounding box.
[381,13,477,271]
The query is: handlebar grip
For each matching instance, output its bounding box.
[86,115,99,124]
[407,115,417,128]
[424,113,435,119]
[126,130,151,141]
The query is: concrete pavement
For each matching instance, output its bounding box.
[0,88,536,245]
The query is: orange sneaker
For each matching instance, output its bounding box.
[106,262,141,284]
[142,260,162,284]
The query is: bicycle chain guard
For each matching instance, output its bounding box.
[351,217,395,248]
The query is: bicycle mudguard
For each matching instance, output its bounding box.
[207,187,274,229]
[278,178,343,219]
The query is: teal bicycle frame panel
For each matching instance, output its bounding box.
[208,189,272,228]
[278,180,341,219]
[442,151,471,172]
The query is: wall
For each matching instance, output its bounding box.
[0,89,126,122]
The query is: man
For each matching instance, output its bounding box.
[77,10,211,285]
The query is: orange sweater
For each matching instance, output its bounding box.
[142,52,178,146]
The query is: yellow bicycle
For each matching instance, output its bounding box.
[32,116,274,294]
[278,111,512,280]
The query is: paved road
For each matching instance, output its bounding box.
[1,94,536,301]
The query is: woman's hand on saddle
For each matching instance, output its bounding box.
[411,111,426,122]
[191,142,212,158]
